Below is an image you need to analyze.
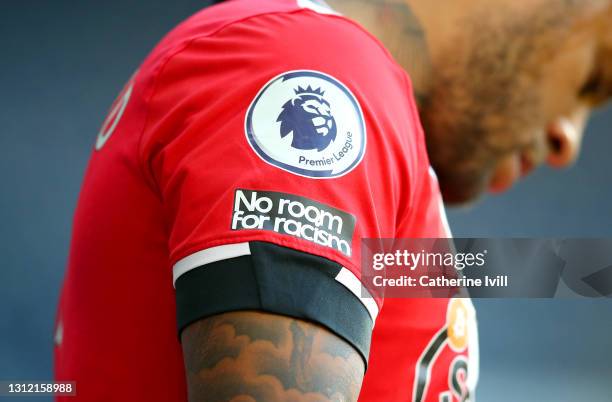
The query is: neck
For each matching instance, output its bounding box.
[326,0,432,104]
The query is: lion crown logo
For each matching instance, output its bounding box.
[277,85,337,152]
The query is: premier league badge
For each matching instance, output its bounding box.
[245,70,366,178]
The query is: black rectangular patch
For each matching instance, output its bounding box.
[231,189,356,256]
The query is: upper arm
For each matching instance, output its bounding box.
[181,310,365,402]
[139,8,424,400]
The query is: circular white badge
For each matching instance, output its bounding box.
[245,70,366,178]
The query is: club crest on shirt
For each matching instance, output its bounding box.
[412,299,477,402]
[245,70,366,178]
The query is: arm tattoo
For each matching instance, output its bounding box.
[181,311,365,402]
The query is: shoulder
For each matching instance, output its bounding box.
[140,0,415,143]
[145,0,402,83]
[139,0,422,201]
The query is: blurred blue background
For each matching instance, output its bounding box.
[0,1,610,401]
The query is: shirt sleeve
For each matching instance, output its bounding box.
[138,9,425,362]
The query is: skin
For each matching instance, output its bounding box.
[182,2,612,401]
[330,0,612,203]
[181,311,364,402]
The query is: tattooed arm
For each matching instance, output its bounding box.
[181,311,365,402]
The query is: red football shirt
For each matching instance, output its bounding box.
[55,1,478,401]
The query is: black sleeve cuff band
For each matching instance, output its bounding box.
[175,241,373,366]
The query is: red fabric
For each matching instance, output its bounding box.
[55,1,476,401]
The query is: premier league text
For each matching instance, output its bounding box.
[297,132,354,167]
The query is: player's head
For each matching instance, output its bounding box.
[409,0,612,204]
